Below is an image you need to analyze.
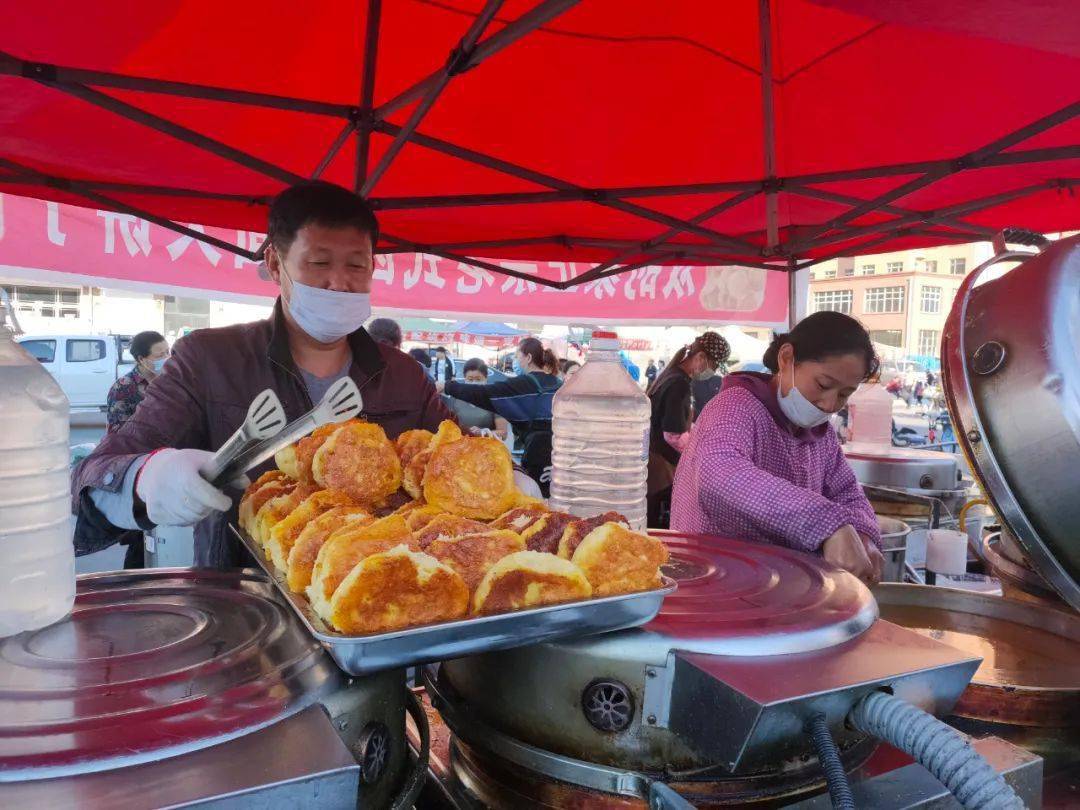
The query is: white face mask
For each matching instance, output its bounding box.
[282,269,371,344]
[777,362,831,428]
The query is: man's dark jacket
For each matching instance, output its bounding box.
[71,302,453,568]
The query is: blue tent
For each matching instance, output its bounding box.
[449,321,529,339]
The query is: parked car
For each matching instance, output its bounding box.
[16,334,134,410]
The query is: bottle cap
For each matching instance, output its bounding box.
[591,331,620,351]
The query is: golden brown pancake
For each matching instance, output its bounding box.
[251,484,316,549]
[239,478,296,534]
[312,421,402,506]
[295,420,362,484]
[373,488,414,517]
[521,511,577,554]
[427,529,526,591]
[490,506,549,533]
[402,503,445,532]
[557,511,630,559]
[307,514,416,620]
[265,489,356,572]
[424,436,517,520]
[274,445,300,480]
[328,545,469,634]
[287,506,373,593]
[472,551,592,615]
[245,469,290,494]
[429,419,465,451]
[396,428,434,468]
[571,523,669,596]
[402,448,432,500]
[412,514,490,551]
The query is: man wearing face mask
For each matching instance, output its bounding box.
[645,332,730,529]
[71,182,454,568]
[670,311,885,585]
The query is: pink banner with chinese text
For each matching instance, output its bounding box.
[0,195,789,326]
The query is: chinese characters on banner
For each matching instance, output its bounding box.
[0,194,788,325]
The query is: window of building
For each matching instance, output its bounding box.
[950,258,967,275]
[864,286,905,314]
[813,290,853,314]
[1,284,81,318]
[860,264,876,275]
[66,339,106,363]
[920,285,942,314]
[841,265,855,277]
[918,329,941,357]
[924,260,938,273]
[869,330,903,348]
[822,268,837,279]
[19,339,56,363]
[886,261,904,273]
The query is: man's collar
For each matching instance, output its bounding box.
[267,298,385,378]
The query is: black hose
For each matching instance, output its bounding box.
[806,714,856,810]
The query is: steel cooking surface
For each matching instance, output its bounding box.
[631,532,877,656]
[0,568,343,782]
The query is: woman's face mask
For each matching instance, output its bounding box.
[777,360,832,428]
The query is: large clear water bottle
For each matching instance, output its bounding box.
[549,332,650,529]
[847,381,894,446]
[0,302,75,638]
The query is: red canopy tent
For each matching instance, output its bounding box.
[1,0,1077,294]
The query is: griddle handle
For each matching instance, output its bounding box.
[649,782,696,810]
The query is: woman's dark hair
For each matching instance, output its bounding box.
[130,330,165,362]
[518,337,544,369]
[268,181,379,253]
[408,347,432,368]
[762,311,879,380]
[463,358,488,377]
[647,331,729,396]
[541,348,559,374]
[560,359,581,374]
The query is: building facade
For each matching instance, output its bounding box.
[806,241,992,360]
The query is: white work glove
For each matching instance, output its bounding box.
[513,469,544,502]
[136,448,248,527]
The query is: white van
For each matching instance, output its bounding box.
[16,334,134,410]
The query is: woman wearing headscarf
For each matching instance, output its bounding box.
[670,312,884,584]
[646,331,730,528]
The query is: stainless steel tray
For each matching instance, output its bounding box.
[230,524,676,676]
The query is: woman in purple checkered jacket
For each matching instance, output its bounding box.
[670,312,885,585]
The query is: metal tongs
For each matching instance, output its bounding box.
[199,389,288,486]
[207,377,363,487]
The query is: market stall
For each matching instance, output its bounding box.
[1,1,1078,807]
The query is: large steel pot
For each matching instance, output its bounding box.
[877,515,910,583]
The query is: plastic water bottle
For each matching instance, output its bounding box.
[0,308,75,637]
[847,381,894,446]
[549,332,650,529]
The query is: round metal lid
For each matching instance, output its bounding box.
[844,443,961,492]
[569,532,877,660]
[942,234,1080,610]
[0,568,345,782]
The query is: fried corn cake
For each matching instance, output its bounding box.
[472,551,592,615]
[424,436,517,520]
[396,428,434,468]
[412,513,490,550]
[403,421,463,499]
[518,511,577,554]
[307,514,416,620]
[295,420,362,484]
[274,445,300,480]
[328,545,469,634]
[286,506,373,593]
[402,503,445,532]
[312,421,402,506]
[265,489,356,572]
[571,523,669,596]
[557,511,630,559]
[239,477,296,534]
[252,484,316,549]
[426,529,526,591]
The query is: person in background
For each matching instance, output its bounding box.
[646,332,730,528]
[542,348,560,377]
[107,330,170,434]
[433,346,455,384]
[691,365,724,420]
[409,347,432,371]
[645,359,658,387]
[670,311,884,585]
[560,359,581,379]
[913,379,926,407]
[368,317,402,349]
[440,337,561,496]
[448,358,511,441]
[619,350,641,383]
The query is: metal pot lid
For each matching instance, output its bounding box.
[843,443,961,492]
[0,568,345,782]
[561,532,877,661]
[942,234,1080,610]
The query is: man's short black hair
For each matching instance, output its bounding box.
[368,317,402,348]
[435,345,448,355]
[130,330,165,361]
[408,347,432,368]
[463,358,488,377]
[267,181,379,253]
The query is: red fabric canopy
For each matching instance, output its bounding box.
[1,0,1077,288]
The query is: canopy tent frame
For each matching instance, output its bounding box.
[0,0,1077,293]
